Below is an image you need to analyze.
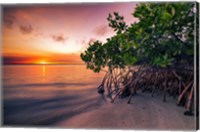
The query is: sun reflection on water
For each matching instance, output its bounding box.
[42,66,46,79]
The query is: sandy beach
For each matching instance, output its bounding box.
[54,88,195,130]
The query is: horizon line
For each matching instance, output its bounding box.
[2,63,85,66]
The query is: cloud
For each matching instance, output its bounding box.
[19,24,34,34]
[93,25,109,36]
[88,38,96,44]
[3,14,16,28]
[4,12,35,35]
[51,34,68,43]
[78,38,96,46]
[81,40,86,45]
[3,56,32,64]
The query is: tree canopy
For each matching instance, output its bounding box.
[81,3,196,72]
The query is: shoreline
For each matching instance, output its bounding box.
[3,83,196,130]
[55,90,196,130]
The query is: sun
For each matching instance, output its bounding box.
[39,61,48,65]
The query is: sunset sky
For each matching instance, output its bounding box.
[2,3,138,65]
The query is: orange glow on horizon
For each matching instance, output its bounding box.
[39,61,48,65]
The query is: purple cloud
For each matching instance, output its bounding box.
[88,38,96,44]
[93,25,109,36]
[20,24,34,34]
[4,14,16,28]
[51,34,68,43]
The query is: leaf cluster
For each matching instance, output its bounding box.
[81,3,196,72]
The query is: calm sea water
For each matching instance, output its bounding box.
[3,65,105,126]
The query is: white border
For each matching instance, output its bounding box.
[0,0,199,132]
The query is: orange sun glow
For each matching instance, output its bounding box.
[39,61,48,65]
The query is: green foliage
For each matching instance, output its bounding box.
[107,12,128,34]
[80,40,105,72]
[130,2,195,67]
[80,2,195,73]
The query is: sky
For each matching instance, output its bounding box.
[2,3,138,65]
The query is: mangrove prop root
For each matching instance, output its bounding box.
[96,66,194,115]
[177,80,193,106]
[185,84,194,110]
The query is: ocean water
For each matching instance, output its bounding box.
[2,65,105,126]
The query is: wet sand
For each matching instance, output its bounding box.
[55,89,196,130]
